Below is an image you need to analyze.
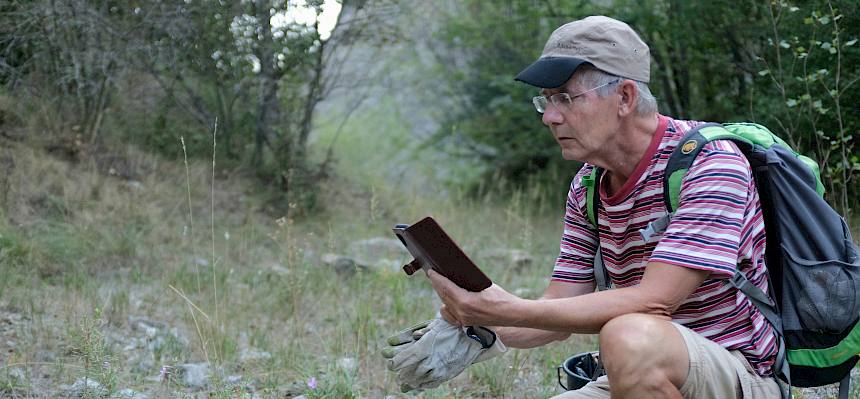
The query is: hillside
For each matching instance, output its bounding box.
[0,135,586,398]
[2,126,858,399]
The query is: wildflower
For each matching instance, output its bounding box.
[160,365,173,381]
[307,376,317,389]
[276,217,287,227]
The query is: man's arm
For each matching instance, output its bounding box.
[429,261,709,334]
[488,280,594,348]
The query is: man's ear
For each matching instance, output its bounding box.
[617,80,638,117]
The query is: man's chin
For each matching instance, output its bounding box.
[560,150,579,161]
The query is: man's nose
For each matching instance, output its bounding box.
[541,106,564,126]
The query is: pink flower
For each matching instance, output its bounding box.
[160,365,172,381]
[307,376,317,389]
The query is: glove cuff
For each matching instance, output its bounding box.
[465,325,496,348]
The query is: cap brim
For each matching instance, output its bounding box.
[514,57,590,88]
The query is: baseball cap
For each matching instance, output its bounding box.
[515,16,650,88]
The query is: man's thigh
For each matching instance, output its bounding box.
[674,323,779,398]
[548,375,610,399]
[548,323,780,399]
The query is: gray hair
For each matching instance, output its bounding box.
[573,66,658,115]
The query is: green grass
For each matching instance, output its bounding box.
[2,103,857,399]
[0,129,655,397]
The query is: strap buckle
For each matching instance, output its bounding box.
[639,214,672,243]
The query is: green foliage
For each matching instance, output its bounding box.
[1,0,382,212]
[429,1,591,196]
[431,0,860,211]
[304,369,360,399]
[746,1,860,214]
[67,308,119,395]
[0,222,29,266]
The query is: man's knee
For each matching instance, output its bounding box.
[599,313,666,356]
[599,313,689,390]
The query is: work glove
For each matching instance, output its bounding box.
[382,317,507,392]
[381,319,434,359]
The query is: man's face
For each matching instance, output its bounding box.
[539,76,619,162]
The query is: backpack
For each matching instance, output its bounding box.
[582,122,860,399]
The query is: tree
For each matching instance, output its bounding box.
[1,0,134,144]
[429,0,860,212]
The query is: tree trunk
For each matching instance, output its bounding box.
[296,20,325,160]
[253,0,279,168]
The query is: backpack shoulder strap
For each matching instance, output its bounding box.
[581,167,601,228]
[638,123,732,242]
[581,167,611,291]
[662,122,754,212]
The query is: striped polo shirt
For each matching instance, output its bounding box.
[553,115,778,376]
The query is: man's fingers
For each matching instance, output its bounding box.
[439,305,461,326]
[426,269,453,299]
[428,269,478,325]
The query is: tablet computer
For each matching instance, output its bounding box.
[392,216,492,292]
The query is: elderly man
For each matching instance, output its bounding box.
[426,15,781,399]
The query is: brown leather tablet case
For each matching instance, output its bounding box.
[393,216,492,292]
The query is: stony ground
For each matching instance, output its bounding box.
[2,272,859,399]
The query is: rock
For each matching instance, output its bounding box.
[36,350,56,362]
[0,310,26,336]
[6,367,25,382]
[128,318,188,358]
[347,238,410,263]
[176,363,210,390]
[128,316,163,338]
[239,348,272,362]
[796,366,860,398]
[376,259,406,273]
[479,248,534,270]
[124,180,143,190]
[193,257,209,267]
[321,253,368,275]
[269,263,289,276]
[147,329,188,353]
[64,378,107,398]
[337,357,357,373]
[302,248,317,264]
[110,388,148,399]
[129,354,155,374]
[276,380,309,398]
[122,337,145,351]
[143,375,161,384]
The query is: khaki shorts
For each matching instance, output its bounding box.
[550,323,781,399]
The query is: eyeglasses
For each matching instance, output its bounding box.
[532,79,621,114]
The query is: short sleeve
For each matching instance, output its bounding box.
[649,141,754,277]
[552,166,600,283]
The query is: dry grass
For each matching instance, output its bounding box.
[0,136,600,398]
[2,135,854,399]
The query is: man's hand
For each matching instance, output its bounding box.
[427,269,524,327]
